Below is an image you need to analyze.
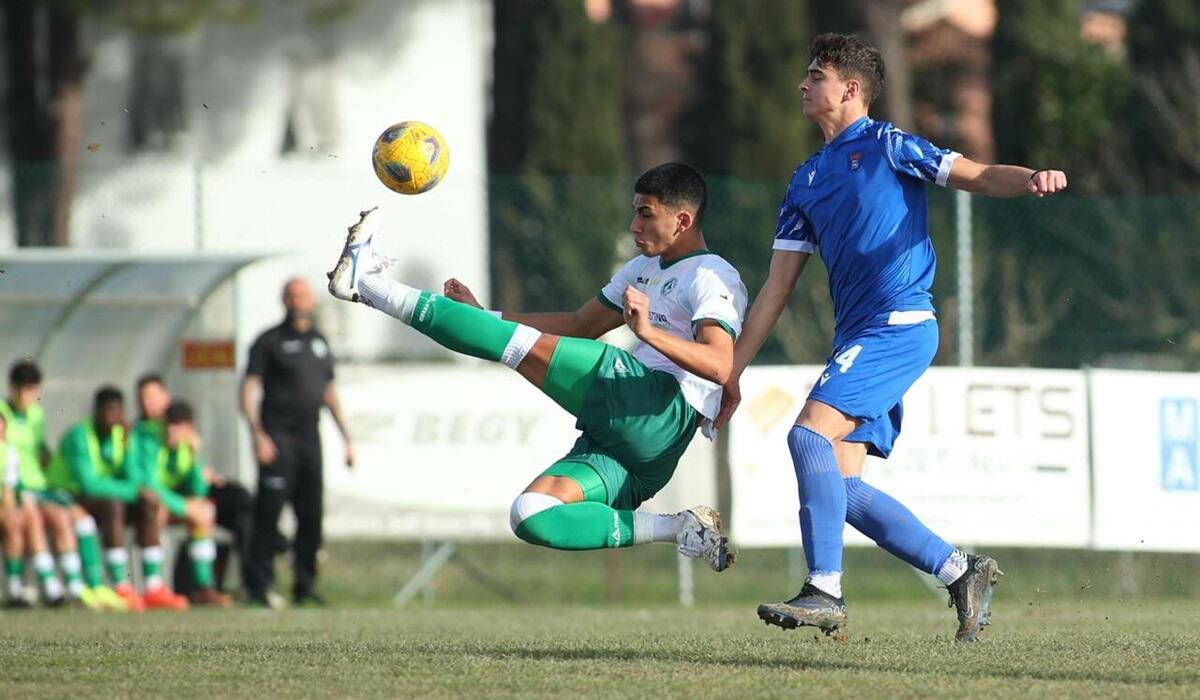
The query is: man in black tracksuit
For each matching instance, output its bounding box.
[240,278,353,607]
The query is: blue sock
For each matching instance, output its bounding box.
[844,476,954,576]
[788,426,846,576]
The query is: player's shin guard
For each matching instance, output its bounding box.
[357,277,536,367]
[510,494,635,550]
[788,426,846,595]
[189,537,217,589]
[843,476,958,581]
[75,516,105,588]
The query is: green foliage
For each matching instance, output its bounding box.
[682,0,817,182]
[1126,0,1200,191]
[991,0,1130,195]
[488,1,627,311]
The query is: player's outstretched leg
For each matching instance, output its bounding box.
[507,463,733,571]
[843,476,1002,641]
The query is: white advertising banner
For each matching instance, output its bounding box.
[1090,370,1200,552]
[320,364,716,540]
[729,366,1091,548]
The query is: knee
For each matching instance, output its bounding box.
[508,492,563,540]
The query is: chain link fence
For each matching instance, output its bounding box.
[490,174,1200,371]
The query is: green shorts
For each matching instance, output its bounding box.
[542,345,698,510]
[18,487,75,508]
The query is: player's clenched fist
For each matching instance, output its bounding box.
[622,285,652,337]
[1027,169,1068,197]
[443,278,482,308]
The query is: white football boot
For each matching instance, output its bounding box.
[677,506,736,572]
[327,207,391,302]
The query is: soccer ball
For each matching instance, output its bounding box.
[371,121,450,195]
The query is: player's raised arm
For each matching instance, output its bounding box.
[443,278,623,339]
[947,157,1068,198]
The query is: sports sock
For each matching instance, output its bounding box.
[937,548,969,585]
[33,551,62,600]
[788,426,846,596]
[75,517,104,588]
[514,502,636,550]
[189,538,217,589]
[843,476,956,580]
[632,512,685,545]
[59,552,85,596]
[358,277,534,365]
[4,558,23,598]
[141,546,164,590]
[104,547,128,585]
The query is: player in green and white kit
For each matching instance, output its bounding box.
[328,163,746,568]
[128,400,232,606]
[2,360,104,609]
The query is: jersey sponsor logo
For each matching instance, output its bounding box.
[1160,398,1198,492]
[649,311,670,327]
[848,152,863,171]
[311,338,329,359]
[661,277,678,295]
[281,339,305,353]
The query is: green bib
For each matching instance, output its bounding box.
[0,400,47,491]
[156,441,196,491]
[47,421,126,492]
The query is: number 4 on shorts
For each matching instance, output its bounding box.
[834,344,863,374]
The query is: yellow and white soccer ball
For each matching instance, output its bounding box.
[371,121,450,195]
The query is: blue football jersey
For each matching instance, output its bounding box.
[774,117,959,347]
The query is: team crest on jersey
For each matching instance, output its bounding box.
[311,338,329,358]
[661,277,678,295]
[848,152,863,171]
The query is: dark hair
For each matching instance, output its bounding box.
[93,385,124,410]
[165,400,195,426]
[809,33,885,104]
[634,162,708,226]
[9,359,42,388]
[136,373,165,391]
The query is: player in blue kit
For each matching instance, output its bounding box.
[715,33,1068,641]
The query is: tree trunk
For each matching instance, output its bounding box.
[1,1,83,247]
[49,7,85,247]
[865,0,914,129]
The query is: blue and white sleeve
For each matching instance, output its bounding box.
[881,125,960,187]
[772,186,816,254]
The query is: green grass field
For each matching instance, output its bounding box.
[2,543,1198,698]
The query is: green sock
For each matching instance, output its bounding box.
[189,538,216,589]
[514,503,635,550]
[4,558,22,578]
[76,527,105,588]
[409,293,520,361]
[141,546,163,588]
[104,548,128,585]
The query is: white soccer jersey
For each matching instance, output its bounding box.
[598,250,748,423]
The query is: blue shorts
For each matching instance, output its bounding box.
[808,320,938,458]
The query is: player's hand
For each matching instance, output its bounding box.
[253,431,278,466]
[714,373,743,430]
[622,286,652,338]
[1028,169,1067,197]
[443,278,482,308]
[344,440,355,469]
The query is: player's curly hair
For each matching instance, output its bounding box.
[635,162,707,226]
[809,33,885,104]
[165,400,195,426]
